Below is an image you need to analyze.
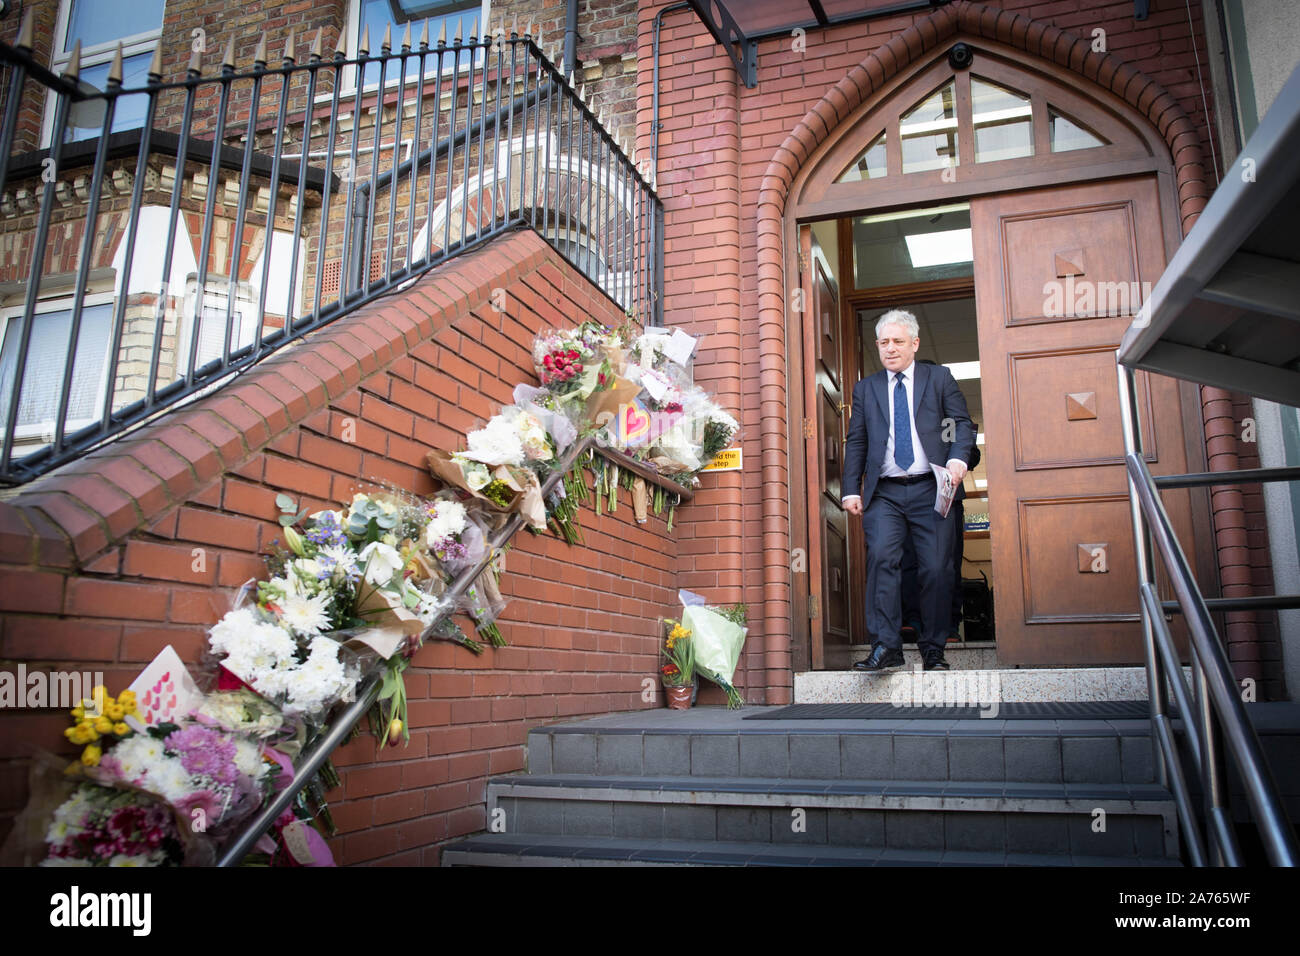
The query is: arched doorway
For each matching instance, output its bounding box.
[783,36,1212,670]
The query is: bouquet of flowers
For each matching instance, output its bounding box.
[644,386,740,479]
[42,784,185,867]
[660,618,694,687]
[533,326,603,399]
[534,322,633,411]
[513,385,579,455]
[426,410,551,529]
[88,719,273,833]
[677,590,747,708]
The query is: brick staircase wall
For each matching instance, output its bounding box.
[0,229,680,865]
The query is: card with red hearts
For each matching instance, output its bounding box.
[124,645,205,732]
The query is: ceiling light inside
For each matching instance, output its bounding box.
[905,228,973,267]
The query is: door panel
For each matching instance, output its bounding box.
[803,230,852,668]
[972,176,1196,666]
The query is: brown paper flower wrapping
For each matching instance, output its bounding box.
[355,585,426,635]
[585,375,643,427]
[647,455,691,476]
[632,477,649,523]
[425,450,546,531]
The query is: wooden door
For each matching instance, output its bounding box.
[802,228,853,669]
[971,176,1197,666]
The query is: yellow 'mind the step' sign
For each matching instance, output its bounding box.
[702,447,742,472]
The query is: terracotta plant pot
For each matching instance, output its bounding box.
[664,683,693,710]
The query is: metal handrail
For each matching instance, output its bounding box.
[214,437,691,865]
[1117,360,1298,866]
[0,16,661,485]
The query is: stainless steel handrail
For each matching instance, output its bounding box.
[1118,359,1298,866]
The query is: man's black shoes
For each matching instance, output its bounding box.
[922,648,951,671]
[854,644,905,671]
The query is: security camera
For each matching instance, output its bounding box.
[949,43,973,70]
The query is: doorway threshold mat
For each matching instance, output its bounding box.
[746,701,1152,720]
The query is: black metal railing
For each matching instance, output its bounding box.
[0,13,661,485]
[1117,360,1299,866]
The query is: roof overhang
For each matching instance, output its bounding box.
[1118,64,1300,408]
[682,0,945,89]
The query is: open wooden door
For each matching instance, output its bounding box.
[971,176,1198,666]
[801,227,855,669]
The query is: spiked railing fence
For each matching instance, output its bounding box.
[0,12,661,485]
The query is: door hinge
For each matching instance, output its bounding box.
[803,417,815,439]
[808,594,820,619]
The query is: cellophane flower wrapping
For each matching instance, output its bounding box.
[42,781,188,867]
[459,556,508,637]
[678,589,747,708]
[513,384,579,456]
[0,751,187,868]
[533,321,628,408]
[87,716,275,837]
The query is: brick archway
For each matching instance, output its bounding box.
[754,0,1216,685]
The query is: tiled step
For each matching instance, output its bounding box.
[527,709,1158,786]
[441,706,1197,867]
[487,774,1179,860]
[442,834,1182,867]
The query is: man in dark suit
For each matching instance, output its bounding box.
[900,398,982,641]
[842,310,976,672]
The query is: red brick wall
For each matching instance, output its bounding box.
[1202,388,1284,699]
[0,230,677,865]
[637,0,1251,697]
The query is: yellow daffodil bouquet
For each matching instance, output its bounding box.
[660,618,695,688]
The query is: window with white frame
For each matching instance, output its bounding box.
[47,0,165,145]
[0,297,114,440]
[178,278,257,377]
[346,0,489,91]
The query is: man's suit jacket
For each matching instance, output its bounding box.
[842,362,977,507]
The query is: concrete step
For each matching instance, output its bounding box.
[487,774,1179,860]
[795,664,1192,703]
[527,708,1158,786]
[443,834,1182,867]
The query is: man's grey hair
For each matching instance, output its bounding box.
[875,309,919,340]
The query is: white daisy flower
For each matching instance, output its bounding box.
[277,589,332,638]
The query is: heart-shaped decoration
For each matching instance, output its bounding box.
[622,401,650,445]
[152,679,163,695]
[164,681,174,694]
[166,694,177,713]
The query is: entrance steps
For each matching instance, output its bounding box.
[800,645,1190,704]
[441,707,1182,867]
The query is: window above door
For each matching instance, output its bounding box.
[795,47,1168,216]
[836,72,1107,183]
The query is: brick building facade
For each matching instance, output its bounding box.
[0,0,1285,865]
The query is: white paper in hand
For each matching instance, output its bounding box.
[932,463,956,518]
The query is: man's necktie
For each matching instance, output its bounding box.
[893,372,914,471]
